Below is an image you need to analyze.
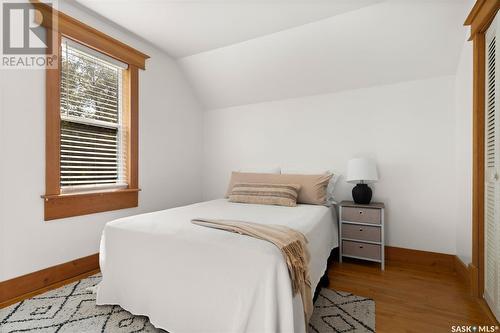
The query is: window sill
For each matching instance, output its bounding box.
[43,188,139,221]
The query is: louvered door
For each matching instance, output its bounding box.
[485,12,500,321]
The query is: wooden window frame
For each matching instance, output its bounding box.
[464,0,500,297]
[33,1,149,221]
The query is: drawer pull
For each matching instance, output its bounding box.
[359,228,363,231]
[359,211,363,214]
[359,245,364,249]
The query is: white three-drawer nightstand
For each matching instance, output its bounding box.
[339,201,385,270]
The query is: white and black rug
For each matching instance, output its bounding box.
[309,289,375,333]
[0,274,375,332]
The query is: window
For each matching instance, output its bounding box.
[60,38,127,192]
[37,2,149,220]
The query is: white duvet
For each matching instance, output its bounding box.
[97,199,338,333]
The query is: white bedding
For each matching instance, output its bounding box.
[97,199,338,333]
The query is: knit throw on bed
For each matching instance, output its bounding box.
[191,218,313,324]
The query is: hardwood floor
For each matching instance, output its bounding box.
[2,256,498,333]
[328,258,498,333]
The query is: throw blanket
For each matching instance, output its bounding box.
[191,218,313,324]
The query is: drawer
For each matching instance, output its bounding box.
[342,240,381,260]
[342,223,381,242]
[342,207,381,224]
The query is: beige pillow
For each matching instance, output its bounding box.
[226,172,332,205]
[229,183,301,207]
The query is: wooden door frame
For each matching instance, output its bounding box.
[465,0,499,298]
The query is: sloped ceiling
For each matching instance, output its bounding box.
[75,0,469,110]
[74,0,383,58]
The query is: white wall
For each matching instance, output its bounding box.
[0,2,204,281]
[202,76,459,254]
[454,36,473,265]
[0,65,6,282]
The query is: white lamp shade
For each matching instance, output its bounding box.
[346,158,378,184]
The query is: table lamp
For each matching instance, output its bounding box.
[346,158,378,204]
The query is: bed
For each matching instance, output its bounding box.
[97,199,338,333]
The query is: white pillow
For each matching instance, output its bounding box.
[238,166,281,174]
[281,167,339,205]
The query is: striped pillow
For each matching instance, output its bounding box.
[225,172,332,205]
[229,183,301,207]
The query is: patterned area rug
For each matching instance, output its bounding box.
[0,274,375,332]
[309,289,375,333]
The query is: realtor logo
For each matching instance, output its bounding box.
[1,0,58,69]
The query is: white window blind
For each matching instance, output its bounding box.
[60,38,128,192]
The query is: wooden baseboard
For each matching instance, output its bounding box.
[385,246,455,271]
[383,247,476,295]
[384,247,475,289]
[454,256,471,290]
[0,253,99,307]
[470,263,480,297]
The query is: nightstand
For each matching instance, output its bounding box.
[339,201,385,270]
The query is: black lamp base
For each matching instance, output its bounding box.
[352,183,372,205]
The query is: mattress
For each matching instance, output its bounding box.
[97,199,338,333]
